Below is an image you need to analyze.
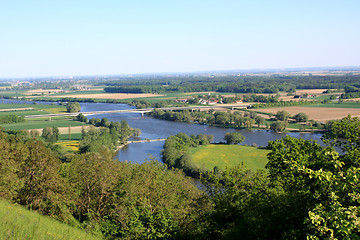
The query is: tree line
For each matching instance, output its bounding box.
[0,114,25,124]
[149,108,321,133]
[149,109,267,129]
[79,118,140,153]
[102,75,360,94]
[250,99,318,109]
[341,85,360,99]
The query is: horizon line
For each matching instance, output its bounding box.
[1,65,360,81]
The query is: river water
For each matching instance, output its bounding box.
[79,102,324,164]
[1,99,324,163]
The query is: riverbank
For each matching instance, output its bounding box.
[146,110,326,134]
[116,138,166,150]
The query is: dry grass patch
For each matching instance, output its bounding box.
[254,106,360,122]
[31,126,89,134]
[57,126,88,134]
[278,89,338,102]
[294,89,329,95]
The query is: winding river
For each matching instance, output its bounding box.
[1,99,324,164]
[79,102,324,164]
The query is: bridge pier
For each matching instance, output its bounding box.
[141,112,144,117]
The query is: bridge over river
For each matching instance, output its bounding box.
[24,104,251,119]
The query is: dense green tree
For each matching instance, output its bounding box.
[80,119,139,153]
[196,133,214,145]
[132,128,141,137]
[17,140,71,222]
[275,110,290,121]
[267,116,360,239]
[68,148,120,224]
[79,126,117,153]
[119,120,131,143]
[41,127,60,143]
[223,132,245,144]
[0,114,25,124]
[106,161,211,239]
[322,115,360,152]
[255,115,265,127]
[75,113,88,123]
[293,112,309,123]
[201,164,287,240]
[66,102,81,113]
[29,129,40,138]
[52,126,60,142]
[270,121,287,132]
[162,133,213,177]
[100,118,110,128]
[215,112,230,126]
[245,118,255,128]
[0,129,27,200]
[89,117,101,126]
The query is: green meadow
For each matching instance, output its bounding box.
[0,119,85,131]
[59,133,82,141]
[0,200,101,240]
[0,110,48,117]
[189,144,270,172]
[0,103,67,115]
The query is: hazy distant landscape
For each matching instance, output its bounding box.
[1,0,360,239]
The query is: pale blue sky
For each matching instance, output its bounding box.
[0,0,359,78]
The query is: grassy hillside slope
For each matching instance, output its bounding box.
[0,199,101,240]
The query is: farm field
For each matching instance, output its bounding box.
[59,133,82,141]
[251,106,360,122]
[0,119,85,131]
[189,144,270,172]
[0,199,100,240]
[49,92,165,100]
[43,91,238,102]
[0,110,48,117]
[276,89,341,102]
[0,103,66,114]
